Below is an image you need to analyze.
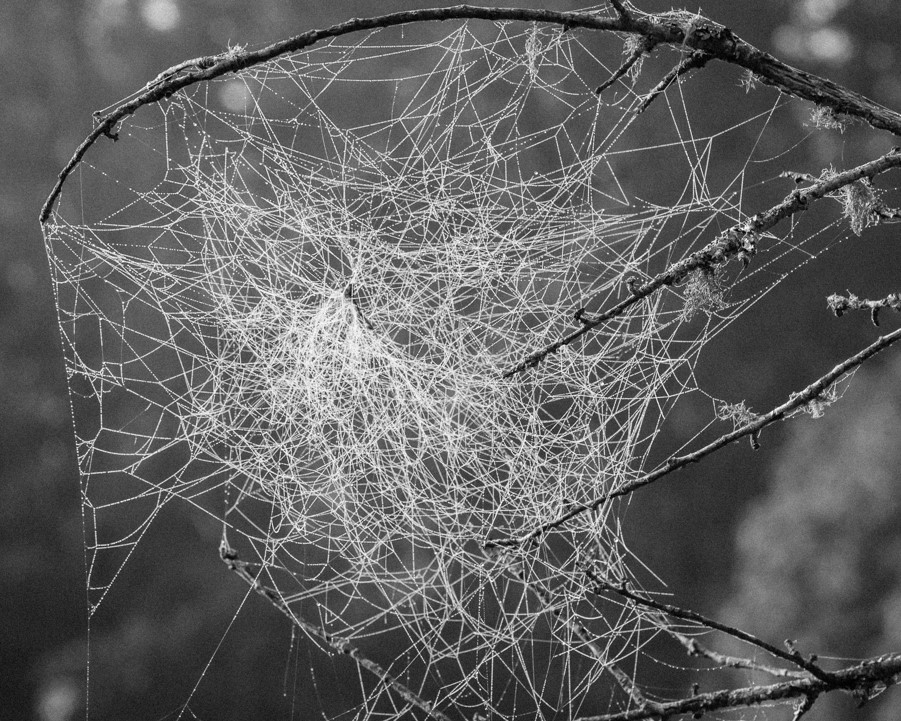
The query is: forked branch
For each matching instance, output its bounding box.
[596,36,657,95]
[666,627,807,680]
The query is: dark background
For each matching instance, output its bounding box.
[3,1,901,719]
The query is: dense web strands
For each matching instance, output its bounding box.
[42,18,835,720]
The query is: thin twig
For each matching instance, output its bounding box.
[501,148,901,377]
[874,204,901,222]
[633,50,710,114]
[219,541,454,721]
[584,570,833,682]
[40,5,901,222]
[40,7,624,223]
[780,170,818,184]
[572,653,901,721]
[667,626,807,679]
[487,323,901,549]
[828,291,901,326]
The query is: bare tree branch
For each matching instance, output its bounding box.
[583,571,832,682]
[573,653,901,721]
[633,50,710,114]
[829,291,901,326]
[502,148,901,377]
[51,5,901,718]
[488,323,901,549]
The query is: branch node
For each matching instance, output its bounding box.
[790,188,810,208]
[596,36,656,95]
[634,50,710,115]
[96,118,119,141]
[828,291,901,324]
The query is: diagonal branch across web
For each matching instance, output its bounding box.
[489,324,901,549]
[502,148,901,378]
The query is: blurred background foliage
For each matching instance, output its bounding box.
[3,0,901,719]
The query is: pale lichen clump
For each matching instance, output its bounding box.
[681,266,728,321]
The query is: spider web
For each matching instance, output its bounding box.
[42,16,842,721]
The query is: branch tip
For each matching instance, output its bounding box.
[596,36,655,95]
[828,292,901,323]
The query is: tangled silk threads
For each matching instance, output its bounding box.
[43,19,821,716]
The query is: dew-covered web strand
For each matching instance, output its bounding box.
[41,20,852,721]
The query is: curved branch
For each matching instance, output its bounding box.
[40,4,901,222]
